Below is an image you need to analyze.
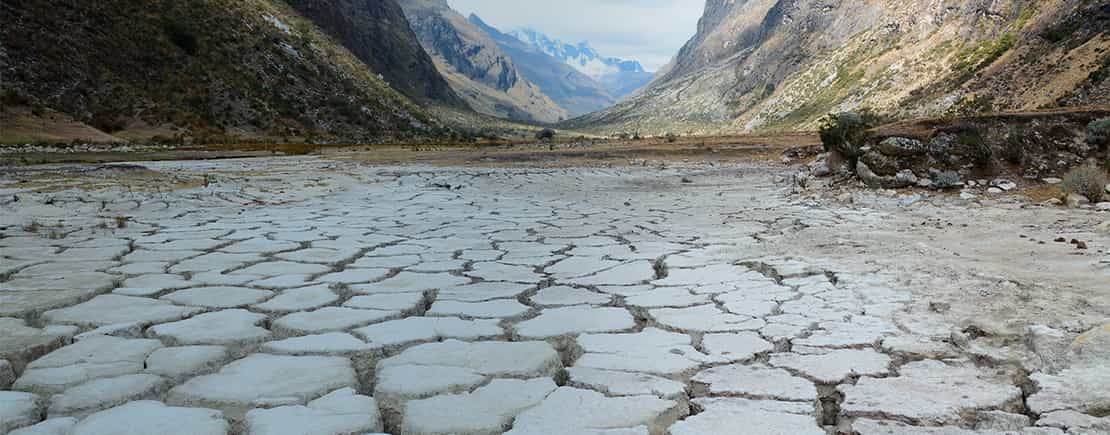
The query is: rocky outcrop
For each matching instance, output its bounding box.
[567,0,1110,135]
[395,0,568,123]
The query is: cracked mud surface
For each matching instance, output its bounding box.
[1,156,1109,434]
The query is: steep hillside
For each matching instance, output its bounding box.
[510,28,654,100]
[396,0,568,123]
[0,0,448,143]
[469,15,614,117]
[568,0,1110,136]
[282,0,465,108]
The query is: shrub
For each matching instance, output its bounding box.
[1061,165,1107,203]
[1088,118,1110,150]
[535,128,555,141]
[954,128,993,167]
[664,132,678,143]
[818,111,876,167]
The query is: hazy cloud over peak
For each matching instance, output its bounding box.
[447,0,705,71]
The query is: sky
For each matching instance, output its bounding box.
[447,0,705,72]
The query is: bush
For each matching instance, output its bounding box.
[664,132,678,143]
[1061,165,1107,203]
[1088,118,1110,150]
[535,128,555,141]
[818,111,876,167]
[954,128,992,167]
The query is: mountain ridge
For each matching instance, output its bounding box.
[566,0,1110,136]
[508,28,655,100]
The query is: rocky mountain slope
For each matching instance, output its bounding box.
[568,0,1110,136]
[469,15,615,117]
[1,0,452,143]
[395,0,568,124]
[282,0,465,108]
[510,28,655,100]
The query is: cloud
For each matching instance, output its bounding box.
[447,0,705,71]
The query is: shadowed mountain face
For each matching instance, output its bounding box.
[283,0,466,108]
[468,15,615,118]
[1,0,444,142]
[567,0,1110,136]
[395,0,568,123]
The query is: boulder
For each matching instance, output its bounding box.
[1066,193,1090,208]
[877,137,928,156]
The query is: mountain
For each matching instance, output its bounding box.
[1,0,447,143]
[282,0,465,108]
[468,15,614,117]
[567,0,1110,136]
[395,0,568,123]
[509,29,654,100]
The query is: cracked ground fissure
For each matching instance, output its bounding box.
[0,156,1108,435]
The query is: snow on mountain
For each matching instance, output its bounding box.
[508,28,646,80]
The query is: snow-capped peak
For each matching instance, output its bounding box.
[508,27,646,80]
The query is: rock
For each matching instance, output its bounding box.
[505,387,681,435]
[149,309,271,346]
[14,336,163,395]
[838,360,1023,425]
[42,295,202,328]
[244,388,382,435]
[68,401,228,435]
[988,187,1003,194]
[0,391,45,433]
[48,373,170,418]
[916,178,934,189]
[145,346,230,380]
[959,192,977,201]
[1068,322,1110,368]
[991,179,1017,191]
[692,364,816,401]
[0,318,77,374]
[1106,182,1110,194]
[8,417,78,435]
[566,367,687,399]
[1096,202,1110,211]
[1043,177,1063,185]
[401,378,556,435]
[1,359,14,389]
[167,354,357,416]
[343,292,426,313]
[895,170,918,187]
[1043,198,1063,206]
[669,397,823,435]
[768,349,891,384]
[860,151,901,177]
[514,306,636,339]
[857,162,885,188]
[877,137,927,156]
[930,170,962,190]
[1027,365,1110,416]
[1066,193,1090,208]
